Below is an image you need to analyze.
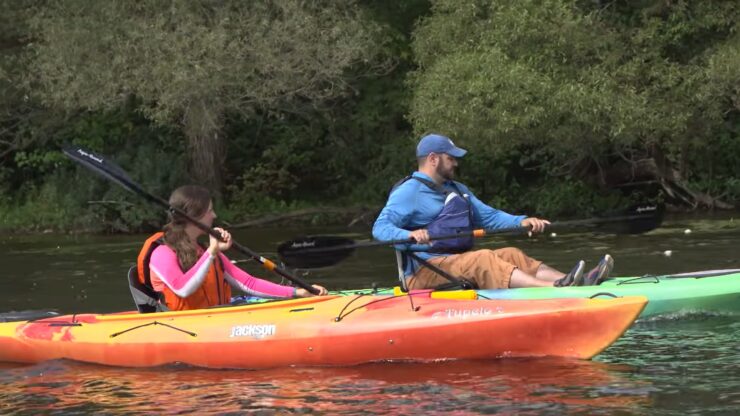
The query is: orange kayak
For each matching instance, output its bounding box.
[0,294,646,369]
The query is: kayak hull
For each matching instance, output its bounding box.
[360,270,740,318]
[0,295,645,369]
[477,271,740,317]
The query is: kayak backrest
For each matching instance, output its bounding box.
[395,251,409,292]
[393,251,476,292]
[127,265,162,313]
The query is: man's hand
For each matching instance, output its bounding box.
[408,229,430,244]
[521,217,551,234]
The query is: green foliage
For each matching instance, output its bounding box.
[408,0,740,210]
[1,0,739,233]
[0,105,187,233]
[13,150,65,172]
[1,0,416,232]
[23,0,391,188]
[686,116,740,202]
[221,9,418,217]
[26,0,385,122]
[521,180,627,219]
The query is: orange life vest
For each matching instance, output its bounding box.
[137,232,231,311]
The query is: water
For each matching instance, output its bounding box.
[1,215,738,414]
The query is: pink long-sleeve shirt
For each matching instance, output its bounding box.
[149,245,295,300]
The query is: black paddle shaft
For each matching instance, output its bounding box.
[277,206,663,269]
[285,210,661,255]
[63,146,319,294]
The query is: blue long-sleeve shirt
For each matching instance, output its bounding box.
[372,171,526,276]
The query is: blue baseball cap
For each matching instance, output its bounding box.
[416,134,467,158]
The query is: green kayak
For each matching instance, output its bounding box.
[341,269,740,319]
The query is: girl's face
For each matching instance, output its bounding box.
[199,201,217,228]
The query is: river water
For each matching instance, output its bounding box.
[1,215,738,414]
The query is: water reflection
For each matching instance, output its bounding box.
[0,358,650,414]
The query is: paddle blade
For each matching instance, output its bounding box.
[63,145,167,207]
[595,204,664,234]
[63,146,137,192]
[0,309,59,323]
[277,236,356,268]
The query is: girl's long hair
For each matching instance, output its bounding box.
[163,185,212,271]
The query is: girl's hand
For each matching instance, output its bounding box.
[208,227,233,256]
[296,284,329,297]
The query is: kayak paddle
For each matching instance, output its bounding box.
[63,145,320,295]
[277,205,664,269]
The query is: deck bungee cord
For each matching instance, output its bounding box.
[109,321,197,338]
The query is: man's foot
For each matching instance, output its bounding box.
[555,260,585,287]
[583,254,614,286]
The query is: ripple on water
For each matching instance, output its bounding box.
[596,316,740,414]
[0,358,660,415]
[0,219,738,414]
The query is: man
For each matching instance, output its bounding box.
[372,133,613,290]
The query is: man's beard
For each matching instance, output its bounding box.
[436,164,455,181]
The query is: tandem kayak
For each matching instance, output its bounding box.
[357,269,740,318]
[0,295,645,369]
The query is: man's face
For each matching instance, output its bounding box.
[434,153,458,180]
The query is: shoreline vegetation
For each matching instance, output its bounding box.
[2,203,738,236]
[1,1,738,234]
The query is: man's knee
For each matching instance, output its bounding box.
[492,247,525,262]
[464,249,506,271]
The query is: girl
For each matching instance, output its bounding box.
[146,185,327,311]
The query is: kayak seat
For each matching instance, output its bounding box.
[395,251,409,292]
[395,251,478,292]
[126,265,162,313]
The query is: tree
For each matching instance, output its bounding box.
[408,0,739,209]
[26,0,386,190]
[0,0,35,160]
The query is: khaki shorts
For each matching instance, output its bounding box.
[406,247,543,290]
